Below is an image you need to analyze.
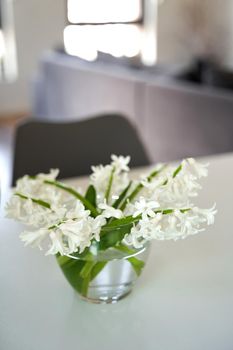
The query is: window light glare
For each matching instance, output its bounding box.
[64,26,98,61]
[0,30,6,60]
[67,0,141,23]
[64,24,141,60]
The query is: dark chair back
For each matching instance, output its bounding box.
[12,114,150,185]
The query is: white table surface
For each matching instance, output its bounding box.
[1,152,233,350]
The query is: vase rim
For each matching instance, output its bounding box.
[66,242,150,262]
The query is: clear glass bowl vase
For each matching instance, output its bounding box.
[56,242,150,304]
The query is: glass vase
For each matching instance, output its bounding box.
[56,243,150,304]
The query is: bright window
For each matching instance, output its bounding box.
[0,0,17,82]
[67,0,143,24]
[64,0,143,61]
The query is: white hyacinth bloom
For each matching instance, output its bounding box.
[46,231,67,255]
[91,160,130,205]
[123,225,143,248]
[90,215,107,241]
[20,228,50,250]
[16,168,59,194]
[98,201,123,219]
[125,205,217,249]
[111,154,130,173]
[5,195,53,227]
[192,204,217,225]
[5,155,216,255]
[57,219,92,254]
[133,197,160,220]
[90,164,113,195]
[184,158,209,178]
[14,169,65,209]
[20,212,106,256]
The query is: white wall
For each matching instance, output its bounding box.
[0,0,65,116]
[157,0,233,68]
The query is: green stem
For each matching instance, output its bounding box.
[90,261,108,281]
[173,163,182,178]
[115,244,145,276]
[81,274,91,297]
[14,192,51,209]
[115,243,138,255]
[120,183,143,211]
[101,208,191,233]
[80,261,96,279]
[44,180,99,217]
[112,181,132,209]
[105,167,115,203]
[80,260,108,296]
[120,165,167,211]
[162,163,183,186]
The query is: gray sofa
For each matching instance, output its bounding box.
[32,51,233,163]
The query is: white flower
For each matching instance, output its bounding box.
[90,164,113,203]
[193,204,217,225]
[91,164,112,191]
[19,212,106,256]
[133,197,160,220]
[5,195,53,227]
[16,168,59,193]
[5,155,217,255]
[20,228,49,250]
[153,161,207,207]
[90,215,107,241]
[14,169,64,209]
[124,213,163,247]
[98,201,123,219]
[58,219,92,254]
[125,205,217,249]
[46,231,67,255]
[111,154,130,173]
[183,158,208,178]
[66,201,90,220]
[91,161,130,205]
[124,225,143,248]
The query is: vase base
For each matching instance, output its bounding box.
[79,290,132,304]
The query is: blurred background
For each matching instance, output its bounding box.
[0,0,233,188]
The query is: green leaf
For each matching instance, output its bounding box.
[44,179,99,217]
[99,223,134,250]
[173,164,182,178]
[56,254,74,267]
[114,243,137,255]
[115,244,145,276]
[81,274,91,297]
[101,215,140,231]
[127,257,145,276]
[99,208,190,250]
[79,260,108,296]
[80,261,96,279]
[85,185,97,208]
[90,261,108,281]
[56,255,94,297]
[119,183,143,210]
[56,255,86,294]
[112,181,132,209]
[68,247,94,261]
[99,216,140,251]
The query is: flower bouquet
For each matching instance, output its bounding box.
[6,155,216,303]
